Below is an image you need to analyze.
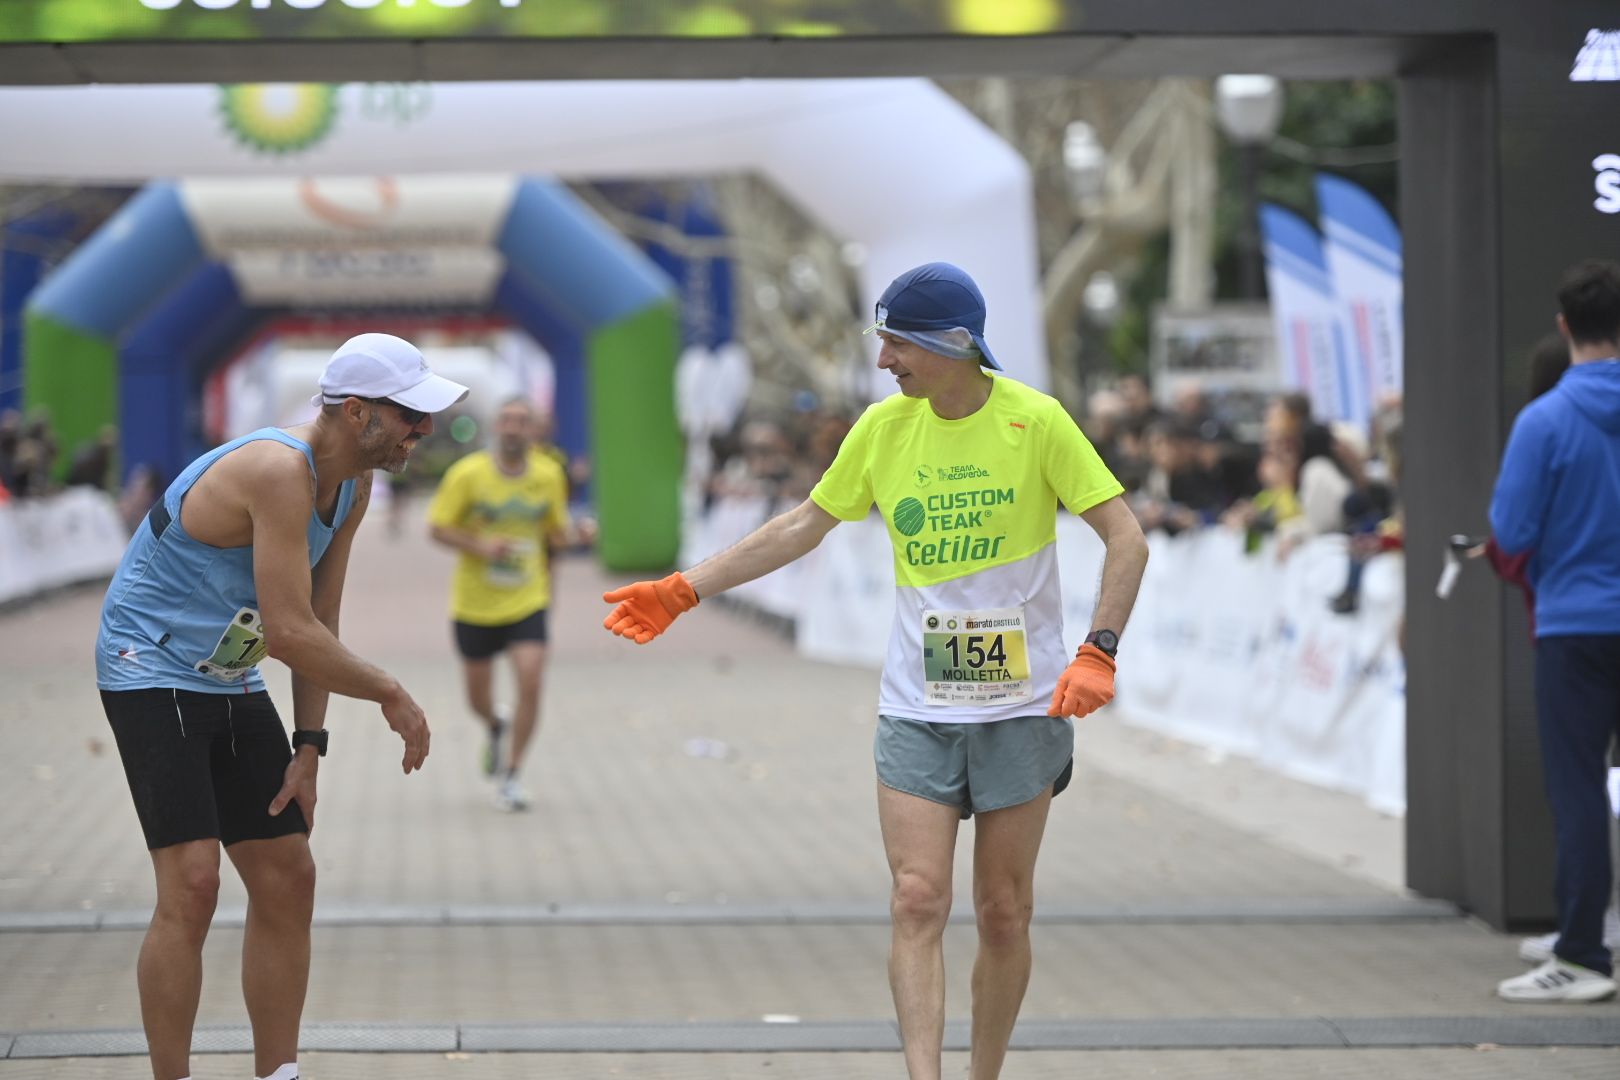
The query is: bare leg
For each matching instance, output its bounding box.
[462,656,500,728]
[141,840,222,1080]
[227,835,317,1078]
[877,781,961,1080]
[505,641,547,773]
[968,788,1053,1080]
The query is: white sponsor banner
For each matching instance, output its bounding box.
[180,175,516,251]
[181,175,515,304]
[0,489,129,605]
[225,246,505,304]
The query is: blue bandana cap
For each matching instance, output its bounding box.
[861,262,1003,370]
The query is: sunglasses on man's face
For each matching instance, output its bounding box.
[358,397,428,426]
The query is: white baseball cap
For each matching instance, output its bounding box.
[309,333,470,413]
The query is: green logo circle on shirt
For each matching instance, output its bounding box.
[893,497,927,536]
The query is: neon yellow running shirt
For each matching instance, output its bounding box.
[810,374,1122,723]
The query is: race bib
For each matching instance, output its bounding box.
[921,606,1032,706]
[485,539,537,589]
[194,606,267,682]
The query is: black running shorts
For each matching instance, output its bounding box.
[101,688,308,850]
[452,607,549,660]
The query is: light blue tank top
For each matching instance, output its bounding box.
[95,429,357,694]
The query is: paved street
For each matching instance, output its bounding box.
[0,497,1615,1077]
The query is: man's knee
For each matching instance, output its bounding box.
[891,871,952,934]
[157,857,221,928]
[511,646,547,688]
[975,889,1033,948]
[241,841,317,913]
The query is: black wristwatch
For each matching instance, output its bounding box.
[291,729,329,757]
[1083,629,1119,659]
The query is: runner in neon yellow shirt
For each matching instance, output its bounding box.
[602,263,1149,1080]
[430,397,577,811]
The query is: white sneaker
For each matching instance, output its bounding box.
[1518,907,1620,963]
[1497,958,1617,1003]
[494,777,532,813]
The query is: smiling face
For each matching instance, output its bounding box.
[875,331,967,400]
[358,400,433,474]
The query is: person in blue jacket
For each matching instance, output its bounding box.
[1490,259,1620,1004]
[95,334,466,1080]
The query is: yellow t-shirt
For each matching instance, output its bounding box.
[428,449,570,626]
[810,374,1122,722]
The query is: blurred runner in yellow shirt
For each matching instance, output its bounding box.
[429,397,575,811]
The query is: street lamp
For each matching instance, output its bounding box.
[1062,120,1107,212]
[1213,74,1283,301]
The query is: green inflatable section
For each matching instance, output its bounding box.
[588,302,682,571]
[23,313,117,476]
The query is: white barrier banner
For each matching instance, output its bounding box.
[0,489,128,605]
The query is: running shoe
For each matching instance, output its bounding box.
[495,776,532,813]
[1498,957,1616,1003]
[1518,907,1620,963]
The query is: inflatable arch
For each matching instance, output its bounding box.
[24,176,680,570]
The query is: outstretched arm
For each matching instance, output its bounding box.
[603,499,840,643]
[685,498,840,598]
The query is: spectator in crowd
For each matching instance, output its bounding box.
[0,409,22,493]
[1264,394,1353,542]
[1489,258,1620,1004]
[1084,389,1147,493]
[6,435,52,498]
[1169,380,1231,444]
[66,425,118,492]
[1118,372,1163,433]
[1328,407,1404,614]
[1131,418,1225,535]
[22,411,58,488]
[710,417,797,516]
[1223,443,1302,554]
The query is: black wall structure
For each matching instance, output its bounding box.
[3,1,1619,929]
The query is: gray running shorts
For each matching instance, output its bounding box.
[875,713,1074,819]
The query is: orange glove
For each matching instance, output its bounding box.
[602,571,699,644]
[1047,644,1116,718]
